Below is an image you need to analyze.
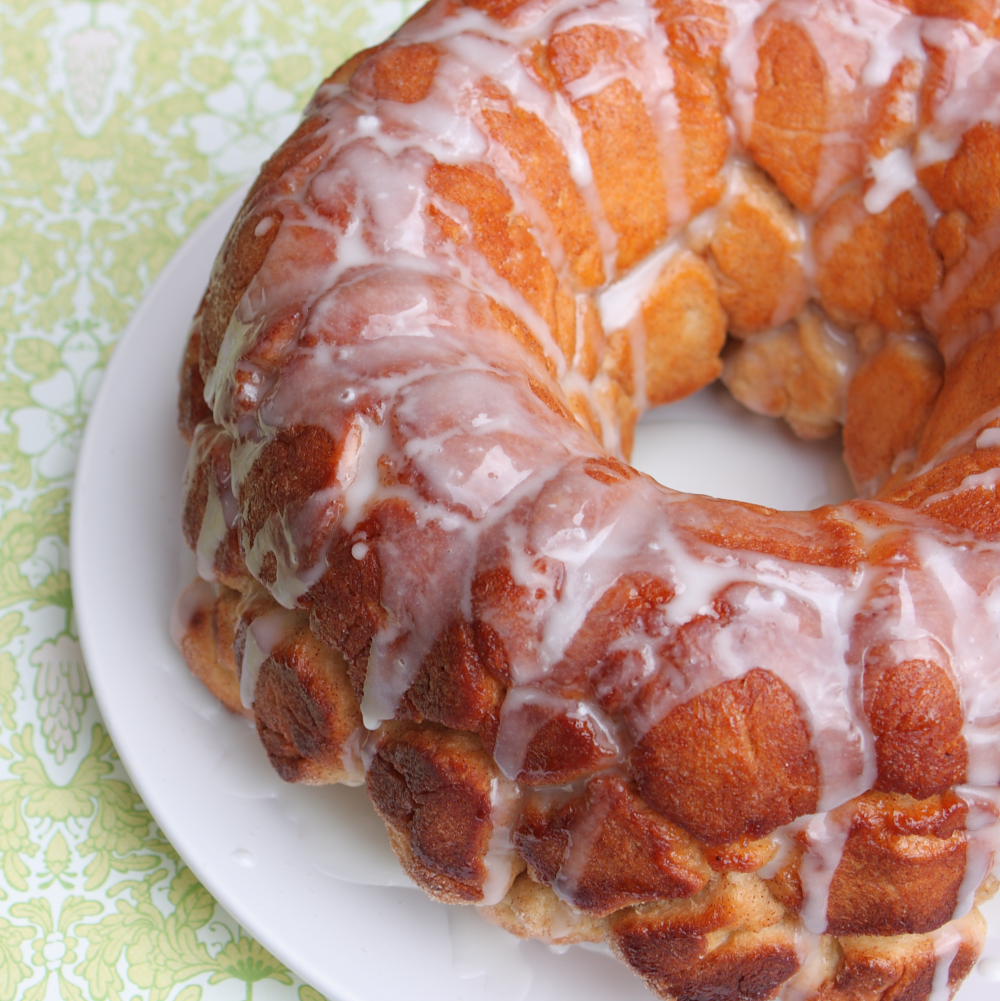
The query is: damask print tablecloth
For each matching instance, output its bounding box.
[0,3,418,998]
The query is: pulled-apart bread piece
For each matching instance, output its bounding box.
[175,0,1000,997]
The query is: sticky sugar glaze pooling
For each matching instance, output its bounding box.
[177,0,1000,998]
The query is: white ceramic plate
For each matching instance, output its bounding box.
[72,188,1000,1001]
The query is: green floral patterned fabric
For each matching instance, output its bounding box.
[0,2,416,997]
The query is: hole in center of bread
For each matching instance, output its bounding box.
[631,383,854,511]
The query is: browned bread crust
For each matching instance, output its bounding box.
[174,0,1000,997]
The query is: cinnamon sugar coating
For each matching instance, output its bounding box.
[175,0,1000,997]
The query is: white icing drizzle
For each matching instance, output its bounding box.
[194,484,227,582]
[797,811,852,934]
[331,727,369,786]
[914,534,1000,787]
[169,576,218,650]
[782,928,829,1001]
[722,0,763,143]
[920,466,1000,514]
[953,788,1000,921]
[596,233,687,334]
[239,606,301,709]
[480,777,520,905]
[552,783,614,902]
[864,146,919,215]
[901,404,1000,492]
[916,18,1000,168]
[930,925,965,1001]
[925,218,1000,361]
[494,686,619,778]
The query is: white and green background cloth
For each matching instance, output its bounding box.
[1,2,421,997]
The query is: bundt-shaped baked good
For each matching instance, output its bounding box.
[175,0,1000,997]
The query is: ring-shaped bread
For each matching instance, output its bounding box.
[176,0,1000,997]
